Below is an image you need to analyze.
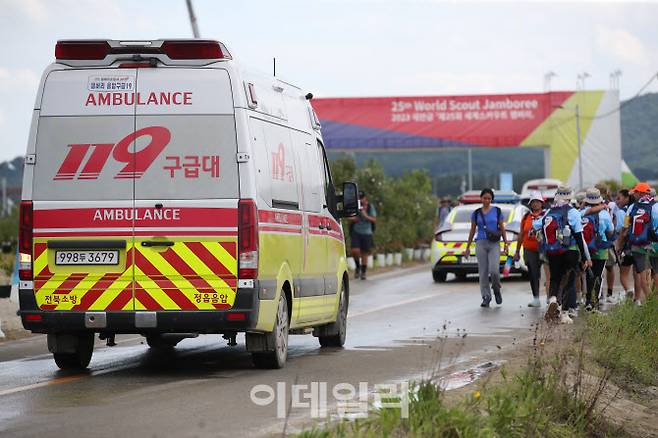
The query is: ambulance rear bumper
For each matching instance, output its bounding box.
[18,287,259,334]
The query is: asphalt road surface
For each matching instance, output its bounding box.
[0,265,546,437]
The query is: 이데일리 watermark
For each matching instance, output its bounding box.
[250,381,409,419]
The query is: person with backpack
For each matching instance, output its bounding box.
[514,191,545,308]
[463,188,510,308]
[580,188,615,311]
[534,186,592,324]
[613,189,634,300]
[349,191,377,280]
[619,182,658,305]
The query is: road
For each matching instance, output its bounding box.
[0,266,544,437]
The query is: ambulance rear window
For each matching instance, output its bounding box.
[33,68,238,201]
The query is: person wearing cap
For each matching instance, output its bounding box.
[618,182,658,305]
[580,188,614,311]
[348,191,377,280]
[533,185,592,324]
[514,191,546,307]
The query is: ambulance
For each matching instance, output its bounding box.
[18,39,358,370]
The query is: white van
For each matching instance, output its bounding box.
[18,39,358,370]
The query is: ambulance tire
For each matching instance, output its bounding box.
[432,269,447,283]
[53,333,94,370]
[146,335,179,349]
[319,285,347,348]
[252,293,289,369]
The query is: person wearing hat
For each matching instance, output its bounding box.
[514,191,546,307]
[618,182,658,305]
[580,188,615,311]
[348,191,377,280]
[533,185,592,324]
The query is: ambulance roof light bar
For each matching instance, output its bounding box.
[55,39,232,62]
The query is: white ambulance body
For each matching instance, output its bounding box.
[19,40,358,370]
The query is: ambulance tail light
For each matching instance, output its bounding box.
[18,201,33,281]
[238,199,259,279]
[161,40,229,60]
[55,41,110,60]
[55,40,231,61]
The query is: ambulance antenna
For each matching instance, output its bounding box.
[273,57,276,77]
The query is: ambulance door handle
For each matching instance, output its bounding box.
[318,224,325,230]
[141,241,175,247]
[325,222,332,231]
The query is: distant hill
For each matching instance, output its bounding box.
[620,92,658,181]
[0,92,655,198]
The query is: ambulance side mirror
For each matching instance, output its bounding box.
[338,182,359,218]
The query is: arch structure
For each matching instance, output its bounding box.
[313,90,622,188]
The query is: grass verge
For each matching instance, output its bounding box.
[298,326,620,438]
[586,295,658,386]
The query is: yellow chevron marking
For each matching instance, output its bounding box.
[172,244,233,290]
[202,242,238,276]
[138,248,215,310]
[54,273,104,311]
[133,266,179,310]
[33,250,49,278]
[124,300,136,311]
[88,269,132,311]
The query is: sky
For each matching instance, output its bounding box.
[1,0,657,162]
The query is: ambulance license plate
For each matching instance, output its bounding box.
[461,256,478,264]
[55,250,119,265]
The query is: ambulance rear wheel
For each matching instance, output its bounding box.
[432,269,447,283]
[146,335,179,349]
[53,333,94,370]
[252,293,289,369]
[319,285,347,348]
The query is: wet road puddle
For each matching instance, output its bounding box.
[435,360,504,391]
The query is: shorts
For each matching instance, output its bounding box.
[620,254,634,267]
[632,252,648,273]
[605,248,617,268]
[651,256,658,272]
[351,232,374,253]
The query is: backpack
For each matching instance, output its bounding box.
[475,207,502,242]
[541,205,571,255]
[582,212,613,251]
[628,199,657,246]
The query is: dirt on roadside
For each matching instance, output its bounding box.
[439,319,658,438]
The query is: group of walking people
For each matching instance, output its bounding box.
[465,182,657,323]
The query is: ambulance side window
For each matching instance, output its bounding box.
[317,140,336,218]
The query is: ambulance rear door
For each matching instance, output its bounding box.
[32,69,137,312]
[132,68,239,312]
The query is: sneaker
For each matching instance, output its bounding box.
[606,295,616,304]
[493,290,502,305]
[567,308,578,318]
[360,271,367,280]
[480,299,491,308]
[545,297,559,322]
[560,312,574,324]
[354,267,361,280]
[635,300,642,306]
[585,303,593,312]
[528,298,541,307]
